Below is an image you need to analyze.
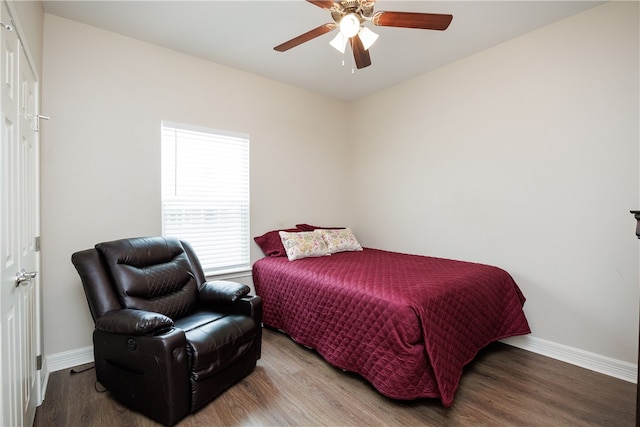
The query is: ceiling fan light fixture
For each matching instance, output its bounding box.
[358,26,379,50]
[274,0,454,71]
[339,13,360,38]
[329,32,348,53]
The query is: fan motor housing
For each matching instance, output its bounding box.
[332,0,375,22]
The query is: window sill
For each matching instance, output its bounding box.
[205,268,252,281]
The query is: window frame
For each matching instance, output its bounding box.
[161,121,250,277]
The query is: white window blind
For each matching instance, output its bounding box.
[161,121,250,275]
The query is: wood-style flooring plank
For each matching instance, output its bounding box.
[33,328,635,426]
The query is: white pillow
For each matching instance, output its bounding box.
[314,228,363,254]
[279,231,331,261]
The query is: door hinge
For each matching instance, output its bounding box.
[35,236,40,252]
[36,355,42,370]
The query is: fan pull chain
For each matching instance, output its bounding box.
[344,49,354,74]
[337,48,355,74]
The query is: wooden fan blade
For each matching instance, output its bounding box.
[306,0,335,9]
[372,11,452,30]
[350,36,371,69]
[274,23,336,52]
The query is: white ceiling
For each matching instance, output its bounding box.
[42,1,604,101]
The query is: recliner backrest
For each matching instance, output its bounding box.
[96,236,199,320]
[72,247,123,322]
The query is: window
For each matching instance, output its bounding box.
[161,121,250,275]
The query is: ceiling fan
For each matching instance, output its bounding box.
[273,0,453,70]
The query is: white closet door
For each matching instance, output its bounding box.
[1,1,40,425]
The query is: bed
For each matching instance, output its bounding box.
[252,227,530,407]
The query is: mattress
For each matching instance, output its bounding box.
[252,248,530,406]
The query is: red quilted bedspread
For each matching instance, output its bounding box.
[252,248,530,406]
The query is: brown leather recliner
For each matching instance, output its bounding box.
[71,236,262,426]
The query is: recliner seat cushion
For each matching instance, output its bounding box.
[174,310,258,381]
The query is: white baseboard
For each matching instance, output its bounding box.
[45,345,94,373]
[41,336,637,390]
[38,346,93,406]
[502,335,637,384]
[36,360,49,406]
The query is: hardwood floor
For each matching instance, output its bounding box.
[34,328,635,426]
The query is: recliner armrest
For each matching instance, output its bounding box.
[227,295,263,359]
[220,295,263,324]
[96,309,174,336]
[198,280,250,304]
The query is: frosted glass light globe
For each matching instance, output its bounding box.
[339,14,360,38]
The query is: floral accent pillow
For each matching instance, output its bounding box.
[314,228,363,254]
[279,231,331,261]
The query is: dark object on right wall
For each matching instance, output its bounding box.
[71,236,262,426]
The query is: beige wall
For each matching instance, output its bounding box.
[41,14,351,355]
[41,1,640,371]
[351,1,639,363]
